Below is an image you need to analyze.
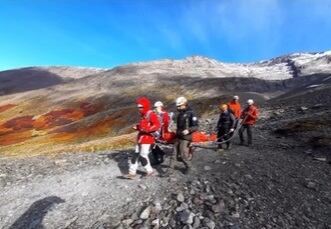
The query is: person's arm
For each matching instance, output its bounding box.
[248,107,258,119]
[251,107,258,119]
[133,124,139,130]
[237,105,242,118]
[148,112,161,132]
[141,112,160,133]
[188,111,199,133]
[240,109,246,119]
[163,112,170,132]
[230,113,236,129]
[216,114,221,130]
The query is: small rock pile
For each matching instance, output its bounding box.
[117,177,243,229]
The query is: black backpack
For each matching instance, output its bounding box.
[148,145,165,165]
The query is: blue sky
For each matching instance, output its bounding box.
[0,0,330,70]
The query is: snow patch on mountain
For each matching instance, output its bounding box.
[125,51,331,81]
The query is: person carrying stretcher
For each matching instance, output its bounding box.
[216,104,235,152]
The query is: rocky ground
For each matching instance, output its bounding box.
[0,101,330,229]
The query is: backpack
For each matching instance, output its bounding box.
[148,144,165,165]
[145,110,161,139]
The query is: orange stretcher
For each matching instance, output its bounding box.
[160,131,217,144]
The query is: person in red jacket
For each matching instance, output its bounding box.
[239,99,259,146]
[126,97,161,179]
[153,101,170,140]
[228,95,241,119]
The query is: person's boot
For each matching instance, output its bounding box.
[247,139,252,147]
[217,146,224,153]
[146,170,155,177]
[124,173,136,179]
[184,166,191,175]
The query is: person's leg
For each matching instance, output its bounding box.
[235,119,239,129]
[128,145,140,176]
[222,126,232,149]
[155,145,165,164]
[226,133,232,149]
[168,141,177,170]
[180,139,192,173]
[175,139,183,162]
[217,128,226,149]
[247,125,253,146]
[139,144,154,174]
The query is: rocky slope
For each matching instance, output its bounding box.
[0,101,330,228]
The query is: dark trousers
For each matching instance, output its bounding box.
[239,124,253,145]
[217,127,232,149]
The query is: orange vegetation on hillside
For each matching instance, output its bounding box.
[0,104,16,113]
[51,114,128,142]
[0,130,32,146]
[0,116,35,145]
[0,102,104,146]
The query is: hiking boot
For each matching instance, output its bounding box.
[226,143,232,150]
[124,173,136,179]
[184,167,191,175]
[217,148,224,153]
[146,170,156,177]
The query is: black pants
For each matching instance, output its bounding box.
[217,127,232,149]
[239,124,253,145]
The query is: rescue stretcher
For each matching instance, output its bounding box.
[156,115,248,150]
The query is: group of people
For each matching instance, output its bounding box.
[125,95,259,178]
[216,96,259,151]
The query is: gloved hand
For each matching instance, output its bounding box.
[182,129,189,135]
[229,128,234,132]
[140,128,149,134]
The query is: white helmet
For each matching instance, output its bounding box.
[176,96,188,106]
[154,101,164,107]
[247,99,254,105]
[233,95,239,100]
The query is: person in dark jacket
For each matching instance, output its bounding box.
[216,104,236,151]
[172,96,198,174]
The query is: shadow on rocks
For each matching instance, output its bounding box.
[102,150,132,176]
[106,148,177,178]
[9,196,65,229]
